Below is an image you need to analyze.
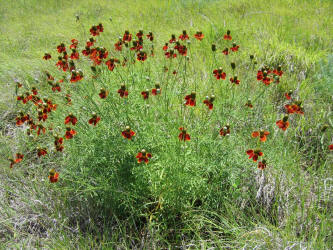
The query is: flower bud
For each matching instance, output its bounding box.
[211,44,216,52]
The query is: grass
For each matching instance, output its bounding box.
[1,0,332,248]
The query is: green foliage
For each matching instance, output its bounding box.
[1,0,332,248]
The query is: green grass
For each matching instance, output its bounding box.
[1,0,332,248]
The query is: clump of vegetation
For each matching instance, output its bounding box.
[1,0,332,248]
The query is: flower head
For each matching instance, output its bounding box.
[219,125,230,136]
[136,149,152,164]
[252,130,270,142]
[230,75,240,85]
[258,159,267,170]
[65,127,76,139]
[123,30,132,42]
[185,91,196,106]
[117,84,128,98]
[88,113,101,126]
[194,31,204,41]
[141,89,149,100]
[230,42,239,52]
[213,67,226,80]
[64,113,77,125]
[99,88,109,99]
[152,83,161,95]
[137,51,147,61]
[48,168,59,183]
[203,95,215,110]
[223,30,232,40]
[178,127,190,141]
[121,126,136,140]
[276,116,289,131]
[37,147,48,157]
[179,30,189,40]
[246,149,263,162]
[43,53,51,60]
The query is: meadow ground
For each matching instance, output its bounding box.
[0,0,332,248]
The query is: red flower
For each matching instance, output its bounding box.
[178,127,190,141]
[37,111,48,122]
[56,58,68,71]
[43,53,51,60]
[258,160,267,170]
[16,112,30,126]
[141,89,149,100]
[246,149,263,162]
[137,51,147,61]
[15,153,24,163]
[64,113,77,125]
[223,30,232,40]
[37,147,48,157]
[203,95,215,110]
[48,169,59,183]
[37,124,46,136]
[179,30,189,40]
[169,34,176,43]
[329,145,333,150]
[273,65,283,76]
[230,42,239,52]
[70,39,78,49]
[230,76,240,85]
[123,30,132,42]
[163,43,169,51]
[185,91,196,106]
[136,30,144,39]
[105,57,120,71]
[97,23,104,33]
[51,83,61,92]
[90,24,103,36]
[262,75,273,85]
[65,94,72,105]
[70,49,79,60]
[213,67,226,80]
[54,135,64,152]
[70,70,83,82]
[121,126,135,140]
[257,70,263,81]
[99,88,109,99]
[177,45,187,56]
[31,87,38,95]
[147,32,154,41]
[54,135,63,146]
[152,84,161,96]
[252,130,270,142]
[57,43,66,53]
[285,102,304,115]
[165,49,177,59]
[136,149,152,164]
[55,144,64,152]
[222,48,229,55]
[86,37,95,47]
[130,40,143,51]
[276,116,289,131]
[285,90,292,100]
[117,84,128,98]
[219,125,230,136]
[88,113,101,126]
[194,31,204,41]
[65,127,76,139]
[114,39,123,51]
[9,153,24,168]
